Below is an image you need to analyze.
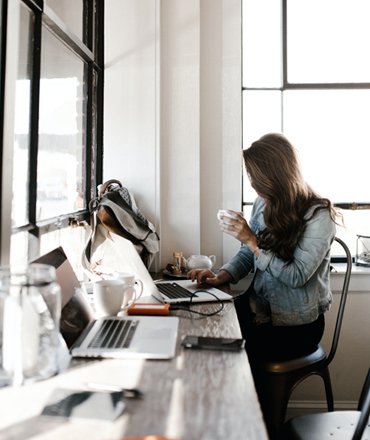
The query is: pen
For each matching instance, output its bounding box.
[85,381,143,398]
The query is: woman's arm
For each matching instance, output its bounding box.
[255,208,336,288]
[218,198,265,282]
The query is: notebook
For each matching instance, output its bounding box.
[86,228,233,305]
[33,247,179,360]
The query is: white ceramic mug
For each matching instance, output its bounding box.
[93,279,126,316]
[112,272,143,309]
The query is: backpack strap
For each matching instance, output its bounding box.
[99,179,122,196]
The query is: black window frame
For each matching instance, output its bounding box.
[10,0,104,259]
[0,0,8,253]
[241,0,370,212]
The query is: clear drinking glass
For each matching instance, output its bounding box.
[0,264,61,385]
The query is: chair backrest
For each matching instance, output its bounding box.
[353,368,370,440]
[326,236,352,365]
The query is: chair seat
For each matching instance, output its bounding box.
[260,345,327,374]
[285,411,370,440]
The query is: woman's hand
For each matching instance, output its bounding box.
[187,269,232,286]
[219,210,258,250]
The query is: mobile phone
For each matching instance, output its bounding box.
[181,335,245,352]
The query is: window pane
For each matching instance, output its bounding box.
[339,210,370,254]
[45,0,83,41]
[10,231,28,267]
[287,0,370,83]
[37,26,86,221]
[243,90,282,146]
[40,226,88,280]
[283,90,370,203]
[242,90,281,202]
[242,0,282,87]
[13,4,33,227]
[243,169,258,206]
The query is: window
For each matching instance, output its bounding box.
[242,0,370,255]
[5,0,104,273]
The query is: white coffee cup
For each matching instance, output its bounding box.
[217,209,236,221]
[112,272,143,309]
[93,279,126,316]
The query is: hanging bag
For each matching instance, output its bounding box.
[82,179,159,279]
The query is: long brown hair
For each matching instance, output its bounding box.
[243,133,337,262]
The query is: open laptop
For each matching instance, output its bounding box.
[86,226,233,305]
[153,279,233,304]
[33,247,179,359]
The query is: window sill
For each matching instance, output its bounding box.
[330,263,370,292]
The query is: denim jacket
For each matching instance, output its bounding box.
[221,197,336,326]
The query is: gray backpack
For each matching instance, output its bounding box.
[82,179,159,277]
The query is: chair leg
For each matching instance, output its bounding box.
[321,367,334,411]
[255,372,292,439]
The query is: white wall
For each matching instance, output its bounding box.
[104,0,241,272]
[104,0,370,410]
[104,0,159,255]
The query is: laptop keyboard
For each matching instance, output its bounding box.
[156,282,198,299]
[88,318,138,349]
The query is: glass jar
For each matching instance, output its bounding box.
[0,263,61,385]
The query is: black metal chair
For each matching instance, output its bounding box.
[255,236,352,439]
[284,367,370,440]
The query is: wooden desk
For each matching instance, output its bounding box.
[0,302,268,440]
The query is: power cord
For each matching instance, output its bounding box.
[170,290,225,318]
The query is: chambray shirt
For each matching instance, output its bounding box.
[221,197,336,326]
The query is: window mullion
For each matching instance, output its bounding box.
[282,0,287,88]
[22,0,42,13]
[42,4,94,63]
[83,0,93,52]
[285,82,370,89]
[28,6,42,230]
[84,62,92,208]
[93,0,104,194]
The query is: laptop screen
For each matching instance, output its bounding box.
[32,247,94,348]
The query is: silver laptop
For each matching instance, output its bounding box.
[152,279,233,304]
[33,247,179,360]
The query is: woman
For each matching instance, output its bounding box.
[188,133,338,362]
